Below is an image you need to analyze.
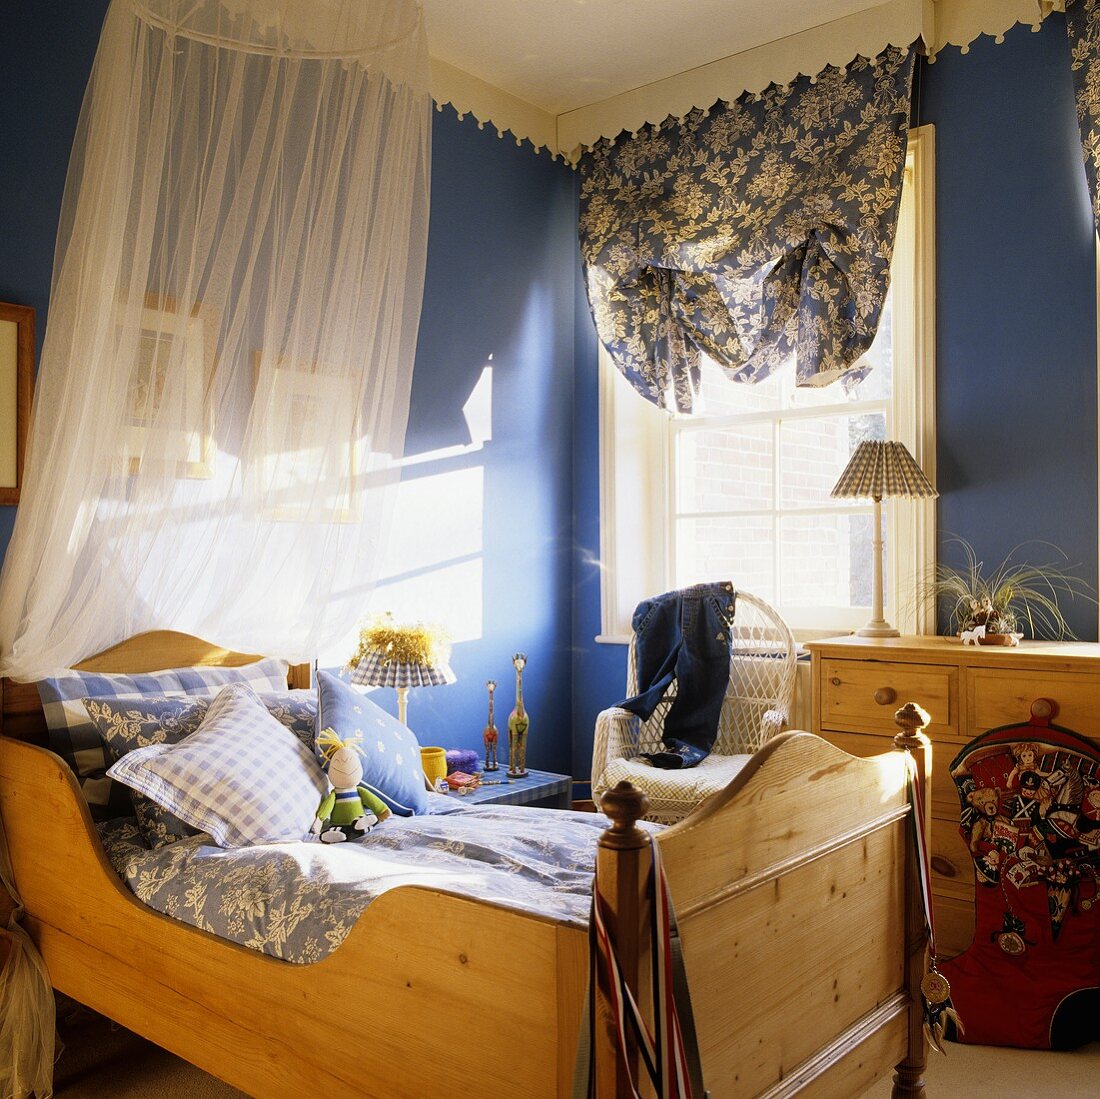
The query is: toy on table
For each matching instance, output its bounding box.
[445,748,480,774]
[310,729,392,844]
[445,771,483,795]
[483,680,499,771]
[507,653,529,778]
[420,746,448,788]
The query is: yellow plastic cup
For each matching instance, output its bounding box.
[420,746,448,787]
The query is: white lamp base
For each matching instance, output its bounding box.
[858,496,899,638]
[857,621,901,638]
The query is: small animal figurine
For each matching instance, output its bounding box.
[311,729,392,844]
[483,679,499,771]
[960,624,986,646]
[508,653,529,778]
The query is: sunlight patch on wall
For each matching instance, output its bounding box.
[318,364,493,666]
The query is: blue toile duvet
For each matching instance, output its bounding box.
[98,799,661,963]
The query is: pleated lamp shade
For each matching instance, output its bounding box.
[347,650,455,728]
[831,440,938,501]
[347,651,456,690]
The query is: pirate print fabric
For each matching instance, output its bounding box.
[941,716,1100,1049]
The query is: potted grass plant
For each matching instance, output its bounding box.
[925,538,1096,644]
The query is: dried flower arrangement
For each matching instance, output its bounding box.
[346,612,452,670]
[923,538,1096,640]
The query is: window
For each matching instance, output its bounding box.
[598,126,935,640]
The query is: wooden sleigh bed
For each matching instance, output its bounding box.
[0,631,934,1098]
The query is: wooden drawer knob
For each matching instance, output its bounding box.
[830,676,841,687]
[873,687,897,706]
[931,856,957,879]
[1031,698,1056,722]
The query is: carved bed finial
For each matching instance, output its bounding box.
[599,781,649,849]
[893,701,931,750]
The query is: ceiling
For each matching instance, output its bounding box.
[419,0,896,116]
[419,0,1045,154]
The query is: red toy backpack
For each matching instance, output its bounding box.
[940,701,1100,1049]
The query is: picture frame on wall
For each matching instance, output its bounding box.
[0,302,34,506]
[120,295,215,479]
[250,351,361,523]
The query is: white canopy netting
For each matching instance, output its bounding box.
[0,2,430,1092]
[0,0,431,682]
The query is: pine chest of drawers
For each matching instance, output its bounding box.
[806,635,1100,958]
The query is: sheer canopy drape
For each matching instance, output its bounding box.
[0,0,430,680]
[578,47,915,412]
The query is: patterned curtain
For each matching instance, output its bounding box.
[578,48,916,412]
[1066,0,1100,227]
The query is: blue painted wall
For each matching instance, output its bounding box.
[919,15,1098,641]
[0,2,577,774]
[392,110,576,772]
[0,0,110,559]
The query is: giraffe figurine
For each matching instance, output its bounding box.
[483,679,499,771]
[507,653,529,778]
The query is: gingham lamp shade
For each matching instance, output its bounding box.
[830,440,937,501]
[347,650,456,689]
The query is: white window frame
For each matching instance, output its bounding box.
[597,125,936,643]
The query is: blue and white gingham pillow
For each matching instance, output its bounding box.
[106,682,328,847]
[37,657,289,820]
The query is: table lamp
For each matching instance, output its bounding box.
[346,616,455,727]
[830,439,937,638]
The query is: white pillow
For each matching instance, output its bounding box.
[107,682,327,847]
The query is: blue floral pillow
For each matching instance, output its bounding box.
[316,670,428,815]
[84,690,318,847]
[84,696,207,848]
[254,690,318,746]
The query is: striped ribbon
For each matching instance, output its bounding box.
[903,748,963,1052]
[903,752,938,958]
[579,836,702,1099]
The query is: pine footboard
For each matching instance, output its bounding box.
[647,717,930,1098]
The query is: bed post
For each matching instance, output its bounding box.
[891,701,932,1099]
[595,781,652,1099]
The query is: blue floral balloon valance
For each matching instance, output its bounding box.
[1066,0,1100,227]
[578,47,916,413]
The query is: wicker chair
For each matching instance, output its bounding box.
[591,590,798,825]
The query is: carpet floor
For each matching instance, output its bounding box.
[54,1006,243,1098]
[860,1040,1100,1098]
[53,1004,1100,1097]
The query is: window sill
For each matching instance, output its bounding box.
[597,628,852,648]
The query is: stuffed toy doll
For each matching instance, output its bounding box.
[311,729,392,844]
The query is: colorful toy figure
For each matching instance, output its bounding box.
[483,679,499,771]
[508,653,529,778]
[311,729,392,844]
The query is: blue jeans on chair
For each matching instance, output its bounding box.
[615,582,736,769]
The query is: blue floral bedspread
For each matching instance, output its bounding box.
[98,801,660,963]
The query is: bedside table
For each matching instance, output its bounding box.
[441,768,572,809]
